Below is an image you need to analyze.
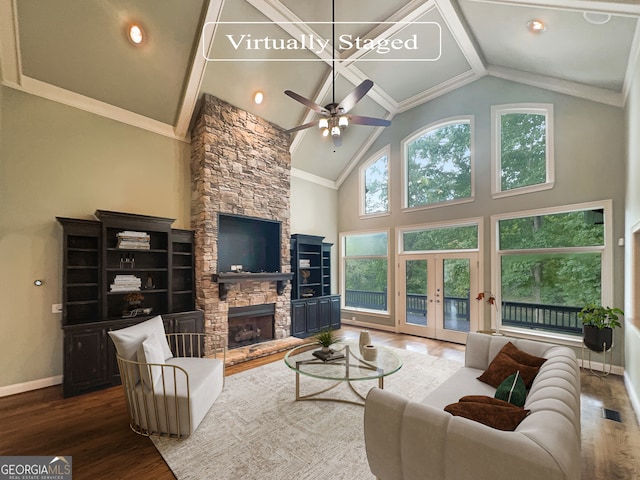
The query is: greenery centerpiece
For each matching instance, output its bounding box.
[578,303,623,352]
[315,328,341,353]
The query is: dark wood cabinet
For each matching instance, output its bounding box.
[290,233,341,338]
[57,211,201,397]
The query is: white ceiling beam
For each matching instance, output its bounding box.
[397,69,479,113]
[434,0,487,75]
[174,0,225,138]
[463,0,640,17]
[622,18,640,104]
[0,0,22,88]
[487,65,625,107]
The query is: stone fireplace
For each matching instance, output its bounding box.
[190,94,300,362]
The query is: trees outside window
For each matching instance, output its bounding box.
[494,203,610,337]
[342,231,389,312]
[360,146,390,217]
[492,104,554,198]
[403,117,473,210]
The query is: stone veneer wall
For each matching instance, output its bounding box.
[190,94,292,356]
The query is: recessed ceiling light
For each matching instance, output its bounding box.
[254,91,264,104]
[527,19,546,33]
[128,23,144,45]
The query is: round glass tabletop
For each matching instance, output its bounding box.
[284,341,403,382]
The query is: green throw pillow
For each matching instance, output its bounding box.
[495,371,527,407]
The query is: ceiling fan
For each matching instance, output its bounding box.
[283,0,391,147]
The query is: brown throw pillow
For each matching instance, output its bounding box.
[458,395,515,407]
[500,342,547,368]
[477,351,540,388]
[444,400,530,431]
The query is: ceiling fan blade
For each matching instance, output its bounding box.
[337,79,374,114]
[348,115,391,127]
[284,90,329,115]
[285,121,319,134]
[332,134,342,148]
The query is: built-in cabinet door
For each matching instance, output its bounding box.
[330,296,341,329]
[318,297,332,330]
[64,328,108,396]
[305,299,320,334]
[291,301,307,337]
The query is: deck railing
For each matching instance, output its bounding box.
[345,289,582,335]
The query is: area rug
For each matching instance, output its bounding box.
[152,347,462,480]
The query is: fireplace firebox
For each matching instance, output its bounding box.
[227,304,275,349]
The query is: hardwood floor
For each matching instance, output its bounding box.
[1,326,639,479]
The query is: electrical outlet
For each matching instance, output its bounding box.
[52,303,63,314]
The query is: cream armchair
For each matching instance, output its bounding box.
[109,316,225,439]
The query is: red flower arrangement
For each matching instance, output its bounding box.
[476,291,496,305]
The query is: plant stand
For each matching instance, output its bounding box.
[581,341,612,377]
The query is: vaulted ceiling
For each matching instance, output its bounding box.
[1,0,638,186]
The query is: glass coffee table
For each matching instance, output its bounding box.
[284,342,403,406]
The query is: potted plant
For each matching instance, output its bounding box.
[578,303,623,352]
[315,328,340,353]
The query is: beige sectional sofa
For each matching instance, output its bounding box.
[364,332,581,480]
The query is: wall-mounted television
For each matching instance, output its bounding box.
[217,213,281,273]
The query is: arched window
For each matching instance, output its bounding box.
[402,117,473,210]
[360,145,390,217]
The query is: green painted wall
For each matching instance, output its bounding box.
[338,76,626,364]
[0,86,192,389]
[291,175,339,293]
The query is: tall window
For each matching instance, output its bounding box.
[492,104,554,197]
[360,146,390,217]
[403,117,473,210]
[493,202,611,338]
[342,231,389,313]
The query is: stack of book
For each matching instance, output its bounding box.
[110,274,142,292]
[299,259,311,268]
[117,231,150,249]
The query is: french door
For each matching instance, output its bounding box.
[397,253,478,344]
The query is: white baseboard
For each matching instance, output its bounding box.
[0,375,63,398]
[577,358,624,376]
[341,318,397,333]
[624,373,640,425]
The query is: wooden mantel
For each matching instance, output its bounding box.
[211,272,293,300]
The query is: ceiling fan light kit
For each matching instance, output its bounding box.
[283,0,391,147]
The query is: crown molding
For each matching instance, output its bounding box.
[17,76,189,141]
[291,167,338,189]
[487,65,625,107]
[397,69,480,113]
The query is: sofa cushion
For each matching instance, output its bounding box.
[137,333,166,388]
[495,371,527,407]
[500,342,547,368]
[477,351,541,388]
[108,316,173,384]
[444,397,530,431]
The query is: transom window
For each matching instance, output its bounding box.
[401,224,479,252]
[492,104,554,198]
[402,117,474,210]
[360,145,390,217]
[493,202,611,339]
